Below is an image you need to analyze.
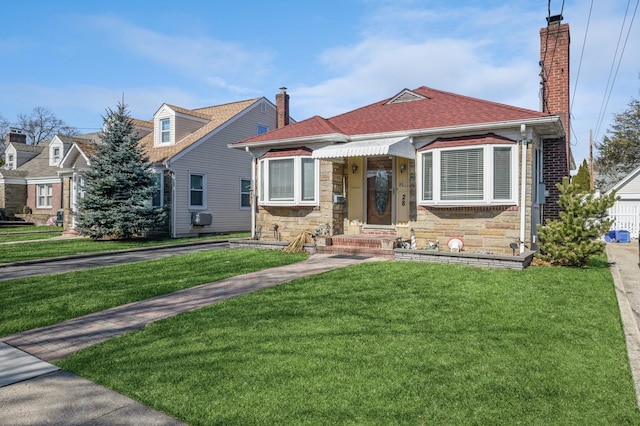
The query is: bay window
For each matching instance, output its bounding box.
[259,155,318,205]
[419,144,517,205]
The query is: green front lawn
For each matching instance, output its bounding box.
[0,248,306,337]
[0,233,249,264]
[0,226,63,243]
[57,258,640,425]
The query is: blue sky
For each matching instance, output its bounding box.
[1,0,639,168]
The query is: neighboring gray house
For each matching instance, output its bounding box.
[60,97,283,237]
[607,165,640,238]
[138,98,282,237]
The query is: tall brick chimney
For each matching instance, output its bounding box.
[275,87,290,129]
[540,15,570,172]
[539,15,571,223]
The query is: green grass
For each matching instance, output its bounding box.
[57,258,640,425]
[0,225,61,233]
[0,233,249,263]
[0,248,306,337]
[0,226,62,243]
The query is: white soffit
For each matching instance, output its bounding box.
[311,137,414,160]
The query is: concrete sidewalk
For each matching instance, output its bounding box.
[606,242,640,405]
[0,253,377,425]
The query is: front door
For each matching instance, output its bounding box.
[366,157,393,225]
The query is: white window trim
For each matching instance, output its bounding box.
[417,144,519,206]
[189,172,207,210]
[50,143,63,166]
[6,153,14,169]
[160,118,171,144]
[36,183,53,208]
[259,156,319,206]
[240,178,251,210]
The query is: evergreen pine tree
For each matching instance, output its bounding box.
[77,102,165,240]
[572,159,591,192]
[537,177,617,267]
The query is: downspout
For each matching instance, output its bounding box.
[246,146,257,239]
[519,124,529,254]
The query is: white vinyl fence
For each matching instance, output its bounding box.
[608,202,640,238]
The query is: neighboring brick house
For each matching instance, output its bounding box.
[59,97,282,237]
[230,17,573,255]
[0,131,85,221]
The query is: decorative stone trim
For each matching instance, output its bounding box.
[230,239,535,269]
[419,205,519,211]
[394,248,535,270]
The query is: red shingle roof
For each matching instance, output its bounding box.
[235,86,550,145]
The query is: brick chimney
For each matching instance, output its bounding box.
[540,15,570,172]
[275,87,290,129]
[7,129,27,144]
[539,15,571,223]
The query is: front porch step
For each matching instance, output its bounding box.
[359,228,398,236]
[316,245,395,258]
[316,234,398,258]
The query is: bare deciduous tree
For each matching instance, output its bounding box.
[16,107,77,145]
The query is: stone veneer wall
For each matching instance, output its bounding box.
[410,206,522,255]
[0,183,27,215]
[256,160,345,242]
[62,177,73,229]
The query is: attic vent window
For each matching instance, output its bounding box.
[386,89,428,105]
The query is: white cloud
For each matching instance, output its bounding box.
[83,15,273,91]
[292,33,540,121]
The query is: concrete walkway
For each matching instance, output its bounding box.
[0,252,378,424]
[606,241,640,405]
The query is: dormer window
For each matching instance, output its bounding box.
[6,154,14,169]
[49,140,63,166]
[53,147,60,164]
[160,118,171,143]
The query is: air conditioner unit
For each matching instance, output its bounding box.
[191,212,212,226]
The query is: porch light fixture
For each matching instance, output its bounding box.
[351,163,358,174]
[400,163,407,173]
